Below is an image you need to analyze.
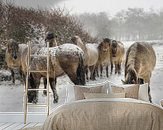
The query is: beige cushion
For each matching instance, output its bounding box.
[84,92,125,99]
[138,83,149,102]
[111,84,139,99]
[74,85,103,100]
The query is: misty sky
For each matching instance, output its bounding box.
[3,0,163,15]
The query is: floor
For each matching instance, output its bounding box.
[0,122,42,130]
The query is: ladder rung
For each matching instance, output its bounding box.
[29,70,47,73]
[27,89,47,91]
[30,55,48,57]
[27,103,47,107]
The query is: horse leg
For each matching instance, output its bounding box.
[85,66,89,80]
[89,65,96,80]
[19,69,24,83]
[106,65,109,77]
[49,78,58,103]
[146,74,152,103]
[95,65,99,77]
[110,62,113,74]
[28,73,41,104]
[100,64,103,77]
[118,63,121,74]
[43,77,47,96]
[115,63,118,74]
[148,85,152,103]
[10,69,15,84]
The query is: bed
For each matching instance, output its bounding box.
[41,98,163,130]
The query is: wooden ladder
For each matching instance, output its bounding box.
[24,42,50,124]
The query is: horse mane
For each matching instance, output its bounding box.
[103,38,111,43]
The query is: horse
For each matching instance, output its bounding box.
[71,36,111,80]
[21,43,85,103]
[71,36,99,80]
[43,32,59,96]
[5,39,27,83]
[110,40,125,74]
[122,42,156,102]
[97,38,111,78]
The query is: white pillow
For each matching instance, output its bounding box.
[138,83,149,102]
[101,81,112,94]
[110,83,150,102]
[84,92,125,99]
[160,99,163,107]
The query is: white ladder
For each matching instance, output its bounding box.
[24,42,50,124]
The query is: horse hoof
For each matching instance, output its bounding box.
[90,78,96,81]
[43,90,47,96]
[32,98,38,104]
[53,95,59,103]
[53,99,58,103]
[28,98,38,104]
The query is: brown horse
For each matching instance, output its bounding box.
[27,43,85,103]
[6,40,85,103]
[122,42,156,102]
[97,38,111,77]
[110,40,125,74]
[43,32,59,96]
[5,39,27,83]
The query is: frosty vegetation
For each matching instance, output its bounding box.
[0,1,96,69]
[77,8,163,41]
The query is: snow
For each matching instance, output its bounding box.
[0,70,11,76]
[35,46,58,56]
[34,44,84,57]
[56,43,84,56]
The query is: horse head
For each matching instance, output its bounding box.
[71,35,86,53]
[45,32,58,47]
[98,38,111,52]
[71,35,84,45]
[7,39,19,60]
[122,67,138,84]
[111,40,118,57]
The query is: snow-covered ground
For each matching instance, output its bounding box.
[0,43,163,112]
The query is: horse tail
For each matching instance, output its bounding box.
[77,53,86,85]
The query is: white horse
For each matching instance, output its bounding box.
[71,36,99,80]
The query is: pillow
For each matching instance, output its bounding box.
[74,85,103,100]
[111,84,139,99]
[101,81,111,94]
[84,92,125,99]
[160,99,163,107]
[138,83,149,102]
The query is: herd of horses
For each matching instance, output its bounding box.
[5,32,156,103]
